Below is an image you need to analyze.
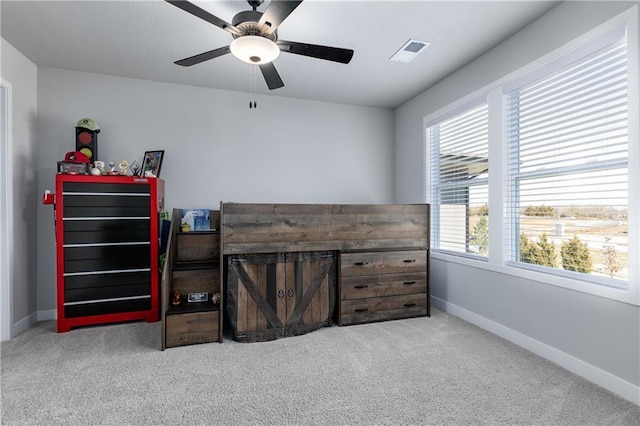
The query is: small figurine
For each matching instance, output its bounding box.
[94,161,105,174]
[172,290,181,306]
[108,161,118,175]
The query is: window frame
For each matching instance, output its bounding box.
[427,97,490,260]
[505,23,630,288]
[424,5,639,306]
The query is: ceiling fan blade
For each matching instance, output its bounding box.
[165,0,241,36]
[277,40,354,64]
[258,0,303,35]
[175,46,231,67]
[259,63,285,90]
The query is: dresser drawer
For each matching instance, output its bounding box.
[341,272,427,300]
[339,293,428,325]
[64,244,150,273]
[340,250,427,276]
[64,297,151,318]
[63,219,151,245]
[166,311,219,348]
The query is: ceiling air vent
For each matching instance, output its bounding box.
[390,39,430,63]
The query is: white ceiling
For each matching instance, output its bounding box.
[1,0,560,109]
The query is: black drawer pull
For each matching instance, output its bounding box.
[354,308,369,313]
[403,281,416,285]
[403,259,416,263]
[278,289,285,298]
[403,303,417,307]
[354,285,369,289]
[353,262,368,266]
[287,289,294,297]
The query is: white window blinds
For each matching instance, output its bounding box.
[505,25,629,283]
[429,102,489,256]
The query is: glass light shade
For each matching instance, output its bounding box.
[230,36,280,65]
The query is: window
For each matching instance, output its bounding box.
[428,101,489,257]
[425,9,638,300]
[505,25,628,286]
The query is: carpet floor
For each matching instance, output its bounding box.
[1,308,639,425]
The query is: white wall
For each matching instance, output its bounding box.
[0,38,38,338]
[394,1,640,404]
[36,67,394,317]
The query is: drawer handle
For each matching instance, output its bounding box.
[287,289,294,297]
[403,303,417,307]
[278,289,285,298]
[403,259,416,263]
[354,285,369,289]
[354,262,368,266]
[403,281,416,285]
[354,308,369,313]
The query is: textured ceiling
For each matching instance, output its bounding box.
[1,0,560,109]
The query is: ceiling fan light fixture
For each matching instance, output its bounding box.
[230,36,280,65]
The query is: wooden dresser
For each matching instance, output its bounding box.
[338,249,428,325]
[221,203,430,342]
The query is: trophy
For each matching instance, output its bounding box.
[118,160,129,175]
[130,160,141,176]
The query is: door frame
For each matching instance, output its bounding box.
[1,79,14,341]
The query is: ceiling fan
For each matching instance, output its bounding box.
[166,0,354,90]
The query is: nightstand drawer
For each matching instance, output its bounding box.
[340,250,427,276]
[339,293,428,325]
[340,272,427,300]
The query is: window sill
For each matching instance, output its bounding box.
[431,251,639,307]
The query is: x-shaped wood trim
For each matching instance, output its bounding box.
[230,262,284,330]
[287,259,332,326]
[231,257,334,332]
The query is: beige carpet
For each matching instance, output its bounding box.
[1,309,639,425]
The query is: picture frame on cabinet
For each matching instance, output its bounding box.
[142,150,164,177]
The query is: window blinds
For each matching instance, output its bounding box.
[430,102,489,256]
[505,26,628,282]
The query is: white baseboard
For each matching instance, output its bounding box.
[11,312,37,338]
[6,309,56,340]
[431,296,640,407]
[37,309,57,321]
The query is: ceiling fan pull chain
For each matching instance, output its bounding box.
[249,64,258,109]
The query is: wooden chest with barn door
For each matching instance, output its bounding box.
[221,202,430,340]
[226,251,336,342]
